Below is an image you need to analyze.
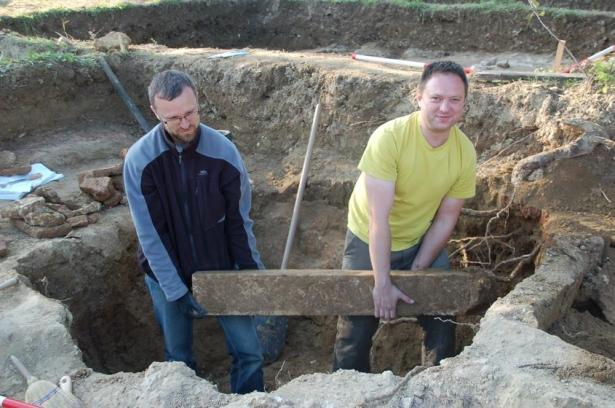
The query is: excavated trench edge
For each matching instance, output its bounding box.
[0,217,605,405]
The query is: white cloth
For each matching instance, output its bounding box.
[0,163,64,200]
[207,49,248,59]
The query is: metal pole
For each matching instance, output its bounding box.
[98,56,152,134]
[280,102,321,270]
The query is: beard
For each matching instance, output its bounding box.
[165,123,199,145]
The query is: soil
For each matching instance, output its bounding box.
[1,0,614,56]
[0,0,614,401]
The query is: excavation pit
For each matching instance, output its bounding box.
[1,0,614,406]
[1,95,543,393]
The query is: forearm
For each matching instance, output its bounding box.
[369,221,392,286]
[368,210,415,319]
[223,169,264,270]
[411,218,456,270]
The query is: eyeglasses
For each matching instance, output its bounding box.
[159,108,199,126]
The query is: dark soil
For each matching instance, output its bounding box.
[0,0,614,55]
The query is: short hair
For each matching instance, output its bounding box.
[148,70,197,106]
[418,61,468,97]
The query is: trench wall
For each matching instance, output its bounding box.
[0,0,613,55]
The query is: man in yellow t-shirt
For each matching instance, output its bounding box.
[333,61,477,372]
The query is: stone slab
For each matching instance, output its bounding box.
[12,219,72,239]
[192,269,495,316]
[0,165,31,176]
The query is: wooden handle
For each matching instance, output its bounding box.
[281,102,321,270]
[9,356,35,384]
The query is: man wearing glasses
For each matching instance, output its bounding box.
[123,70,264,393]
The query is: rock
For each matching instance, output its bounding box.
[62,192,96,210]
[12,219,72,238]
[2,196,47,219]
[0,205,19,220]
[23,207,66,227]
[0,150,16,168]
[0,236,6,257]
[79,176,115,202]
[103,190,123,207]
[92,163,123,178]
[18,195,47,212]
[66,215,90,228]
[77,170,95,183]
[111,175,124,192]
[78,163,122,183]
[87,213,100,224]
[33,185,62,204]
[46,203,76,218]
[119,148,128,159]
[94,31,131,52]
[72,201,102,216]
[0,165,31,176]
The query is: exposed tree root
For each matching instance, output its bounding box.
[511,119,614,185]
[456,186,542,281]
[498,243,543,282]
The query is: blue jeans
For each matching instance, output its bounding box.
[332,230,456,372]
[145,275,264,393]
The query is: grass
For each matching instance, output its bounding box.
[0,50,96,70]
[22,50,94,64]
[589,59,615,94]
[0,33,96,72]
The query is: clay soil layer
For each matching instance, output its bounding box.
[0,0,614,406]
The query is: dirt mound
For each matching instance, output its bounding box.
[0,0,614,406]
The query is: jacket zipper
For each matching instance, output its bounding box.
[178,151,199,267]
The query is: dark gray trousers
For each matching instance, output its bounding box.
[332,230,456,372]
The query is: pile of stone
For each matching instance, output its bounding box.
[1,149,128,245]
[1,191,101,239]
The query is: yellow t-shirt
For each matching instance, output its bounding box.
[347,112,476,251]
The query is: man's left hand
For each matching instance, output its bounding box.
[372,282,414,321]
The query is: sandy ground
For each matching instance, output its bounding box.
[0,0,614,402]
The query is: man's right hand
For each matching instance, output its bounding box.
[372,282,414,321]
[176,291,208,319]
